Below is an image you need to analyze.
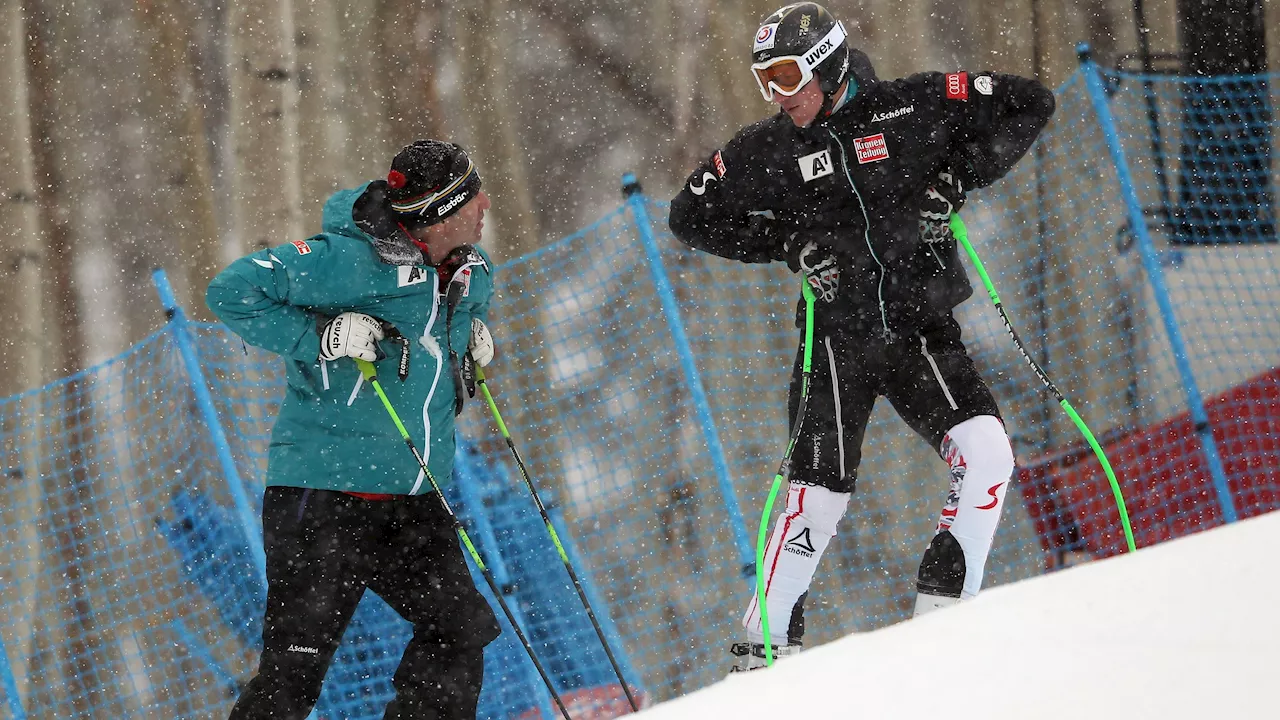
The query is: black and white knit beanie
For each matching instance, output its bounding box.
[385,140,482,228]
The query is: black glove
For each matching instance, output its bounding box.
[919,169,966,245]
[920,169,965,222]
[751,209,839,302]
[781,239,840,303]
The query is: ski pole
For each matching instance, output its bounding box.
[949,214,1136,553]
[353,359,572,720]
[754,279,817,667]
[474,365,641,713]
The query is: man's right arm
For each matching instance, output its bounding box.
[668,140,781,264]
[205,240,329,363]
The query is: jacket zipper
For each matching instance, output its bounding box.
[827,129,891,338]
[412,273,444,495]
[927,242,946,269]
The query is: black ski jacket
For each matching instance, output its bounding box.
[669,65,1054,338]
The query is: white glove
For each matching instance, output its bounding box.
[468,318,494,367]
[319,312,385,362]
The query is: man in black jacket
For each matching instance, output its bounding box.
[668,2,1055,671]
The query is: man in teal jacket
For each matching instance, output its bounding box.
[208,140,501,719]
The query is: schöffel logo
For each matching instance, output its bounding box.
[852,133,889,164]
[870,105,914,123]
[287,644,320,655]
[785,527,817,557]
[436,192,468,216]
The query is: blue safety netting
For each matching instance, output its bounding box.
[0,65,1276,719]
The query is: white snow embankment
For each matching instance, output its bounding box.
[639,511,1279,719]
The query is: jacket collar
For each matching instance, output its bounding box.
[352,181,429,266]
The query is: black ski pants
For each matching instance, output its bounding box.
[229,486,501,720]
[788,314,1002,493]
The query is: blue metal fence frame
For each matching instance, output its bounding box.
[150,269,270,581]
[1078,45,1239,524]
[0,634,25,720]
[622,174,756,578]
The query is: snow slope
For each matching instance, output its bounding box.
[639,511,1279,719]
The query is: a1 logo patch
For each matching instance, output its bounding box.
[398,265,431,287]
[798,149,834,182]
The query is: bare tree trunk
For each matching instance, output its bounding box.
[458,0,540,262]
[0,2,46,704]
[24,7,88,712]
[1269,0,1279,75]
[968,0,1036,75]
[23,0,80,377]
[227,0,303,253]
[706,0,776,133]
[0,0,43,394]
[376,0,446,150]
[866,0,935,76]
[135,0,221,319]
[456,0,554,410]
[1080,0,1124,67]
[295,0,349,222]
[670,0,706,172]
[335,0,391,178]
[21,3,120,711]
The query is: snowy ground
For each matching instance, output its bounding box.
[639,511,1278,719]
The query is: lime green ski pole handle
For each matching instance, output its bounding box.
[473,364,641,713]
[948,215,1136,554]
[353,358,573,719]
[755,279,817,668]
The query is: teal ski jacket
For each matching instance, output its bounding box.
[206,182,493,494]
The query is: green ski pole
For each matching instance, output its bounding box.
[474,364,641,712]
[353,359,572,720]
[949,214,1136,553]
[754,279,817,667]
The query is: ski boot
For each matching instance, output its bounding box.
[729,641,801,672]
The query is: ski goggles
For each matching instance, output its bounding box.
[750,21,847,101]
